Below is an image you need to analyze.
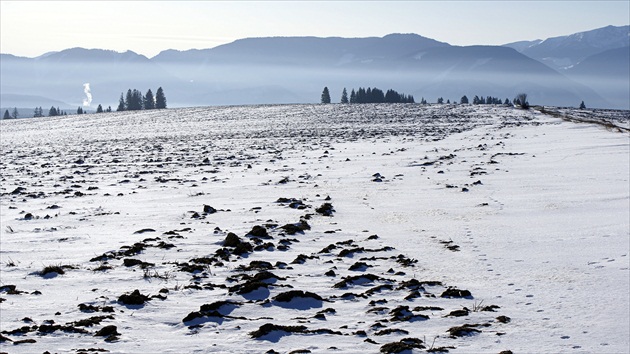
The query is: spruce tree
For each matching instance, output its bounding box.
[321,87,331,104]
[460,95,469,104]
[340,88,348,104]
[155,87,167,109]
[117,93,125,111]
[144,89,155,110]
[3,109,10,119]
[11,107,19,119]
[125,89,133,110]
[579,101,586,109]
[96,104,103,113]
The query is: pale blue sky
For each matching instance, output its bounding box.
[1,1,628,58]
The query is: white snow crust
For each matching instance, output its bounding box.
[1,104,628,353]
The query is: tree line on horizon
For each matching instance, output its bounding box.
[321,87,415,104]
[320,86,538,109]
[1,87,167,119]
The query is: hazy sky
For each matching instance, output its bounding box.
[1,1,628,58]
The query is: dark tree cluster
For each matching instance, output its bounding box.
[33,107,44,117]
[48,106,68,117]
[95,104,112,113]
[117,87,166,111]
[471,95,508,105]
[513,93,529,109]
[347,87,415,104]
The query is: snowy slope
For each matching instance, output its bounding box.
[1,104,628,353]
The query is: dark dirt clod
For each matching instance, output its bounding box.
[118,289,150,305]
[380,337,425,353]
[315,203,335,216]
[280,220,311,235]
[94,325,119,337]
[496,315,511,323]
[203,205,217,214]
[250,323,308,338]
[447,324,483,337]
[374,328,410,336]
[274,290,323,302]
[223,232,241,247]
[440,288,472,299]
[247,225,271,239]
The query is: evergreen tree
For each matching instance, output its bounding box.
[340,88,348,104]
[125,89,133,110]
[49,106,58,116]
[321,86,331,104]
[11,107,19,119]
[579,101,586,109]
[3,109,10,119]
[437,97,444,104]
[504,98,510,105]
[144,89,155,110]
[350,89,356,103]
[117,93,125,111]
[447,99,450,104]
[33,107,43,117]
[155,87,167,109]
[96,104,103,113]
[106,106,112,112]
[460,95,469,104]
[77,107,83,114]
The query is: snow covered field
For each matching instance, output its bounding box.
[1,104,628,354]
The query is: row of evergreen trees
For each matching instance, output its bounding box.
[321,87,415,104]
[116,87,166,111]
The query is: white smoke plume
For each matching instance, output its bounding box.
[83,83,92,107]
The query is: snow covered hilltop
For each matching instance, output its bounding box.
[1,104,628,353]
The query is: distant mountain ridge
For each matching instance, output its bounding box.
[1,26,628,112]
[503,25,629,70]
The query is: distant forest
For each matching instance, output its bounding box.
[1,87,167,119]
[320,86,534,108]
[321,87,415,104]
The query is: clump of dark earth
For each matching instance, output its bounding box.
[118,289,150,305]
[229,281,269,295]
[40,265,66,277]
[133,228,155,234]
[280,220,311,235]
[79,304,115,313]
[315,203,335,216]
[446,308,470,317]
[273,290,323,302]
[250,323,308,338]
[73,315,115,327]
[441,288,472,299]
[223,232,241,247]
[374,328,409,336]
[123,258,154,268]
[94,325,119,342]
[247,225,271,239]
[380,337,425,353]
[496,315,511,323]
[239,260,274,271]
[334,273,384,288]
[203,205,217,214]
[447,323,489,337]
